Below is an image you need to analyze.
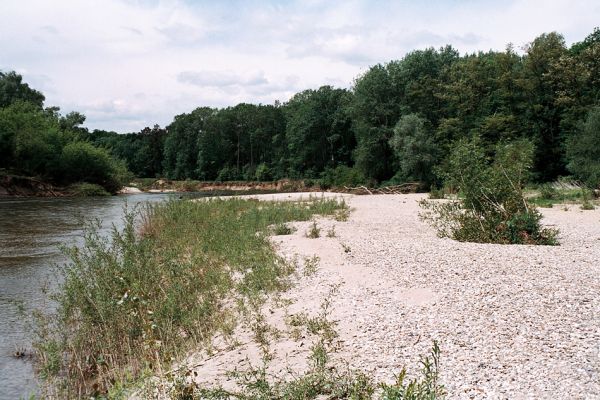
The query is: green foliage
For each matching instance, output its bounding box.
[285,86,355,177]
[319,165,366,188]
[5,26,600,189]
[380,342,445,400]
[255,163,272,181]
[60,141,131,192]
[0,71,132,192]
[389,114,439,186]
[171,341,444,400]
[420,138,559,245]
[35,197,346,397]
[0,71,45,109]
[566,107,600,188]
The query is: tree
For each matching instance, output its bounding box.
[389,114,438,186]
[523,32,568,181]
[285,86,354,177]
[566,107,600,188]
[420,138,558,245]
[0,71,45,109]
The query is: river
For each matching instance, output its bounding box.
[0,193,207,399]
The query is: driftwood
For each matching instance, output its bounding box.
[343,182,420,195]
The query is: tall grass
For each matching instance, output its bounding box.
[35,196,347,398]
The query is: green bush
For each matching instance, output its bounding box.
[566,107,600,189]
[254,163,272,181]
[319,165,366,189]
[538,183,559,200]
[60,141,131,193]
[420,138,559,245]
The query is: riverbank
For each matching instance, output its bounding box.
[165,193,600,399]
[0,174,66,197]
[34,195,354,398]
[0,175,322,197]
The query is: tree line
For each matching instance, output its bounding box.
[2,28,600,192]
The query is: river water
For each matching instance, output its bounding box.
[0,193,199,399]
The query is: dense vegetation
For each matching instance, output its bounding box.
[36,197,349,397]
[3,28,600,193]
[86,28,600,189]
[0,72,130,193]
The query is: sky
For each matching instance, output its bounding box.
[1,0,599,133]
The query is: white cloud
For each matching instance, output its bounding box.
[0,0,598,132]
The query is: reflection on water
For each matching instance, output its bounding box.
[0,193,205,399]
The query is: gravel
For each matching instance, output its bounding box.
[185,193,600,399]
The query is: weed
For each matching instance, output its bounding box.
[334,199,351,222]
[306,220,321,238]
[273,222,295,235]
[168,287,443,400]
[342,243,351,253]
[379,341,445,400]
[303,256,320,276]
[581,201,595,210]
[326,225,336,238]
[34,197,345,397]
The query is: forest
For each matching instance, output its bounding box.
[1,28,600,193]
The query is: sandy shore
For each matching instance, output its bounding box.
[180,193,600,399]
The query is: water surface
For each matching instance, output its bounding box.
[0,193,194,399]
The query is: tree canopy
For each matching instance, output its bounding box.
[2,27,600,191]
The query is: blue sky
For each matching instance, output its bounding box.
[1,0,599,132]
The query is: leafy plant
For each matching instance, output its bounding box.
[380,342,445,400]
[273,222,295,235]
[420,138,559,245]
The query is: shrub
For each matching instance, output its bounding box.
[35,197,346,397]
[566,107,600,189]
[60,141,131,193]
[420,138,559,245]
[538,183,559,200]
[273,222,295,235]
[254,163,272,181]
[319,165,366,189]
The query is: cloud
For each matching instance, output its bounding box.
[177,70,269,88]
[1,0,599,132]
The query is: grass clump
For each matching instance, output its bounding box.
[326,225,336,238]
[306,220,321,238]
[420,138,559,245]
[272,222,295,235]
[34,197,346,398]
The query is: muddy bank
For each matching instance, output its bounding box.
[0,174,66,197]
[138,178,319,193]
